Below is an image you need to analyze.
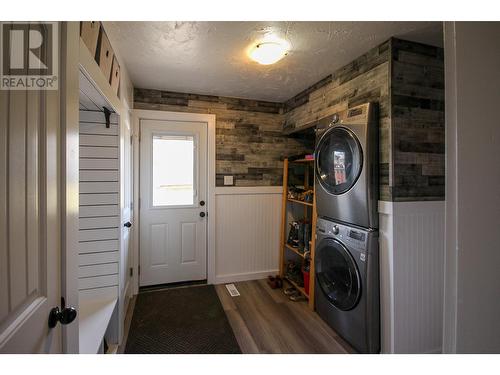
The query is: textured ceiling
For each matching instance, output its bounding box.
[104,21,443,102]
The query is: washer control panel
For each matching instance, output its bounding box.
[317,218,369,251]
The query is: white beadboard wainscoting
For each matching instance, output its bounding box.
[379,200,445,353]
[214,187,282,284]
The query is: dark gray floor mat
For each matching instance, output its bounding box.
[124,285,241,354]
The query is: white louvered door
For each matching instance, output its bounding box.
[0,84,62,352]
[78,110,120,296]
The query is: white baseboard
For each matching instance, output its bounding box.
[214,269,279,285]
[122,280,131,305]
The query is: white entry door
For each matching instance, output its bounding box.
[139,119,207,286]
[0,88,62,352]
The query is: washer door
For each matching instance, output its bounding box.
[315,126,363,195]
[315,237,361,311]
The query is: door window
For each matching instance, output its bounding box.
[315,238,361,311]
[152,134,196,207]
[316,127,363,195]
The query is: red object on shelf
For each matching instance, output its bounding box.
[303,270,310,295]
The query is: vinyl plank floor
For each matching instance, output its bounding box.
[215,279,356,354]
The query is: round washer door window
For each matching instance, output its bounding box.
[316,127,363,195]
[315,237,361,311]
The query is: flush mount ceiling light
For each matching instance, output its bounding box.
[248,37,290,65]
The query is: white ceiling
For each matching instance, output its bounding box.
[104,21,443,102]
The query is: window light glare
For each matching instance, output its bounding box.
[249,39,290,65]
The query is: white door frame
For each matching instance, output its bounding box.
[132,110,216,294]
[60,21,80,354]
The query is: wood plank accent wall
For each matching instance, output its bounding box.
[283,40,392,200]
[134,89,313,187]
[78,110,120,294]
[390,39,445,201]
[133,38,444,200]
[283,38,444,202]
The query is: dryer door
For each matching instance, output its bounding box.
[315,126,363,195]
[315,237,361,311]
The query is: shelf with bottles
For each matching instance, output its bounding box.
[279,157,317,310]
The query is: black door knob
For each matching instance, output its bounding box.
[200,200,205,206]
[124,221,132,228]
[199,212,206,218]
[48,306,77,328]
[60,307,77,325]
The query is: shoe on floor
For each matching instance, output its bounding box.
[289,292,306,302]
[267,275,283,289]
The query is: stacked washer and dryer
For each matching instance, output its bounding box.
[313,103,380,353]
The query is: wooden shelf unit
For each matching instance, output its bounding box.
[287,198,314,207]
[285,243,306,258]
[284,276,308,298]
[279,158,317,309]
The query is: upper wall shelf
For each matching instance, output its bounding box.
[283,121,316,136]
